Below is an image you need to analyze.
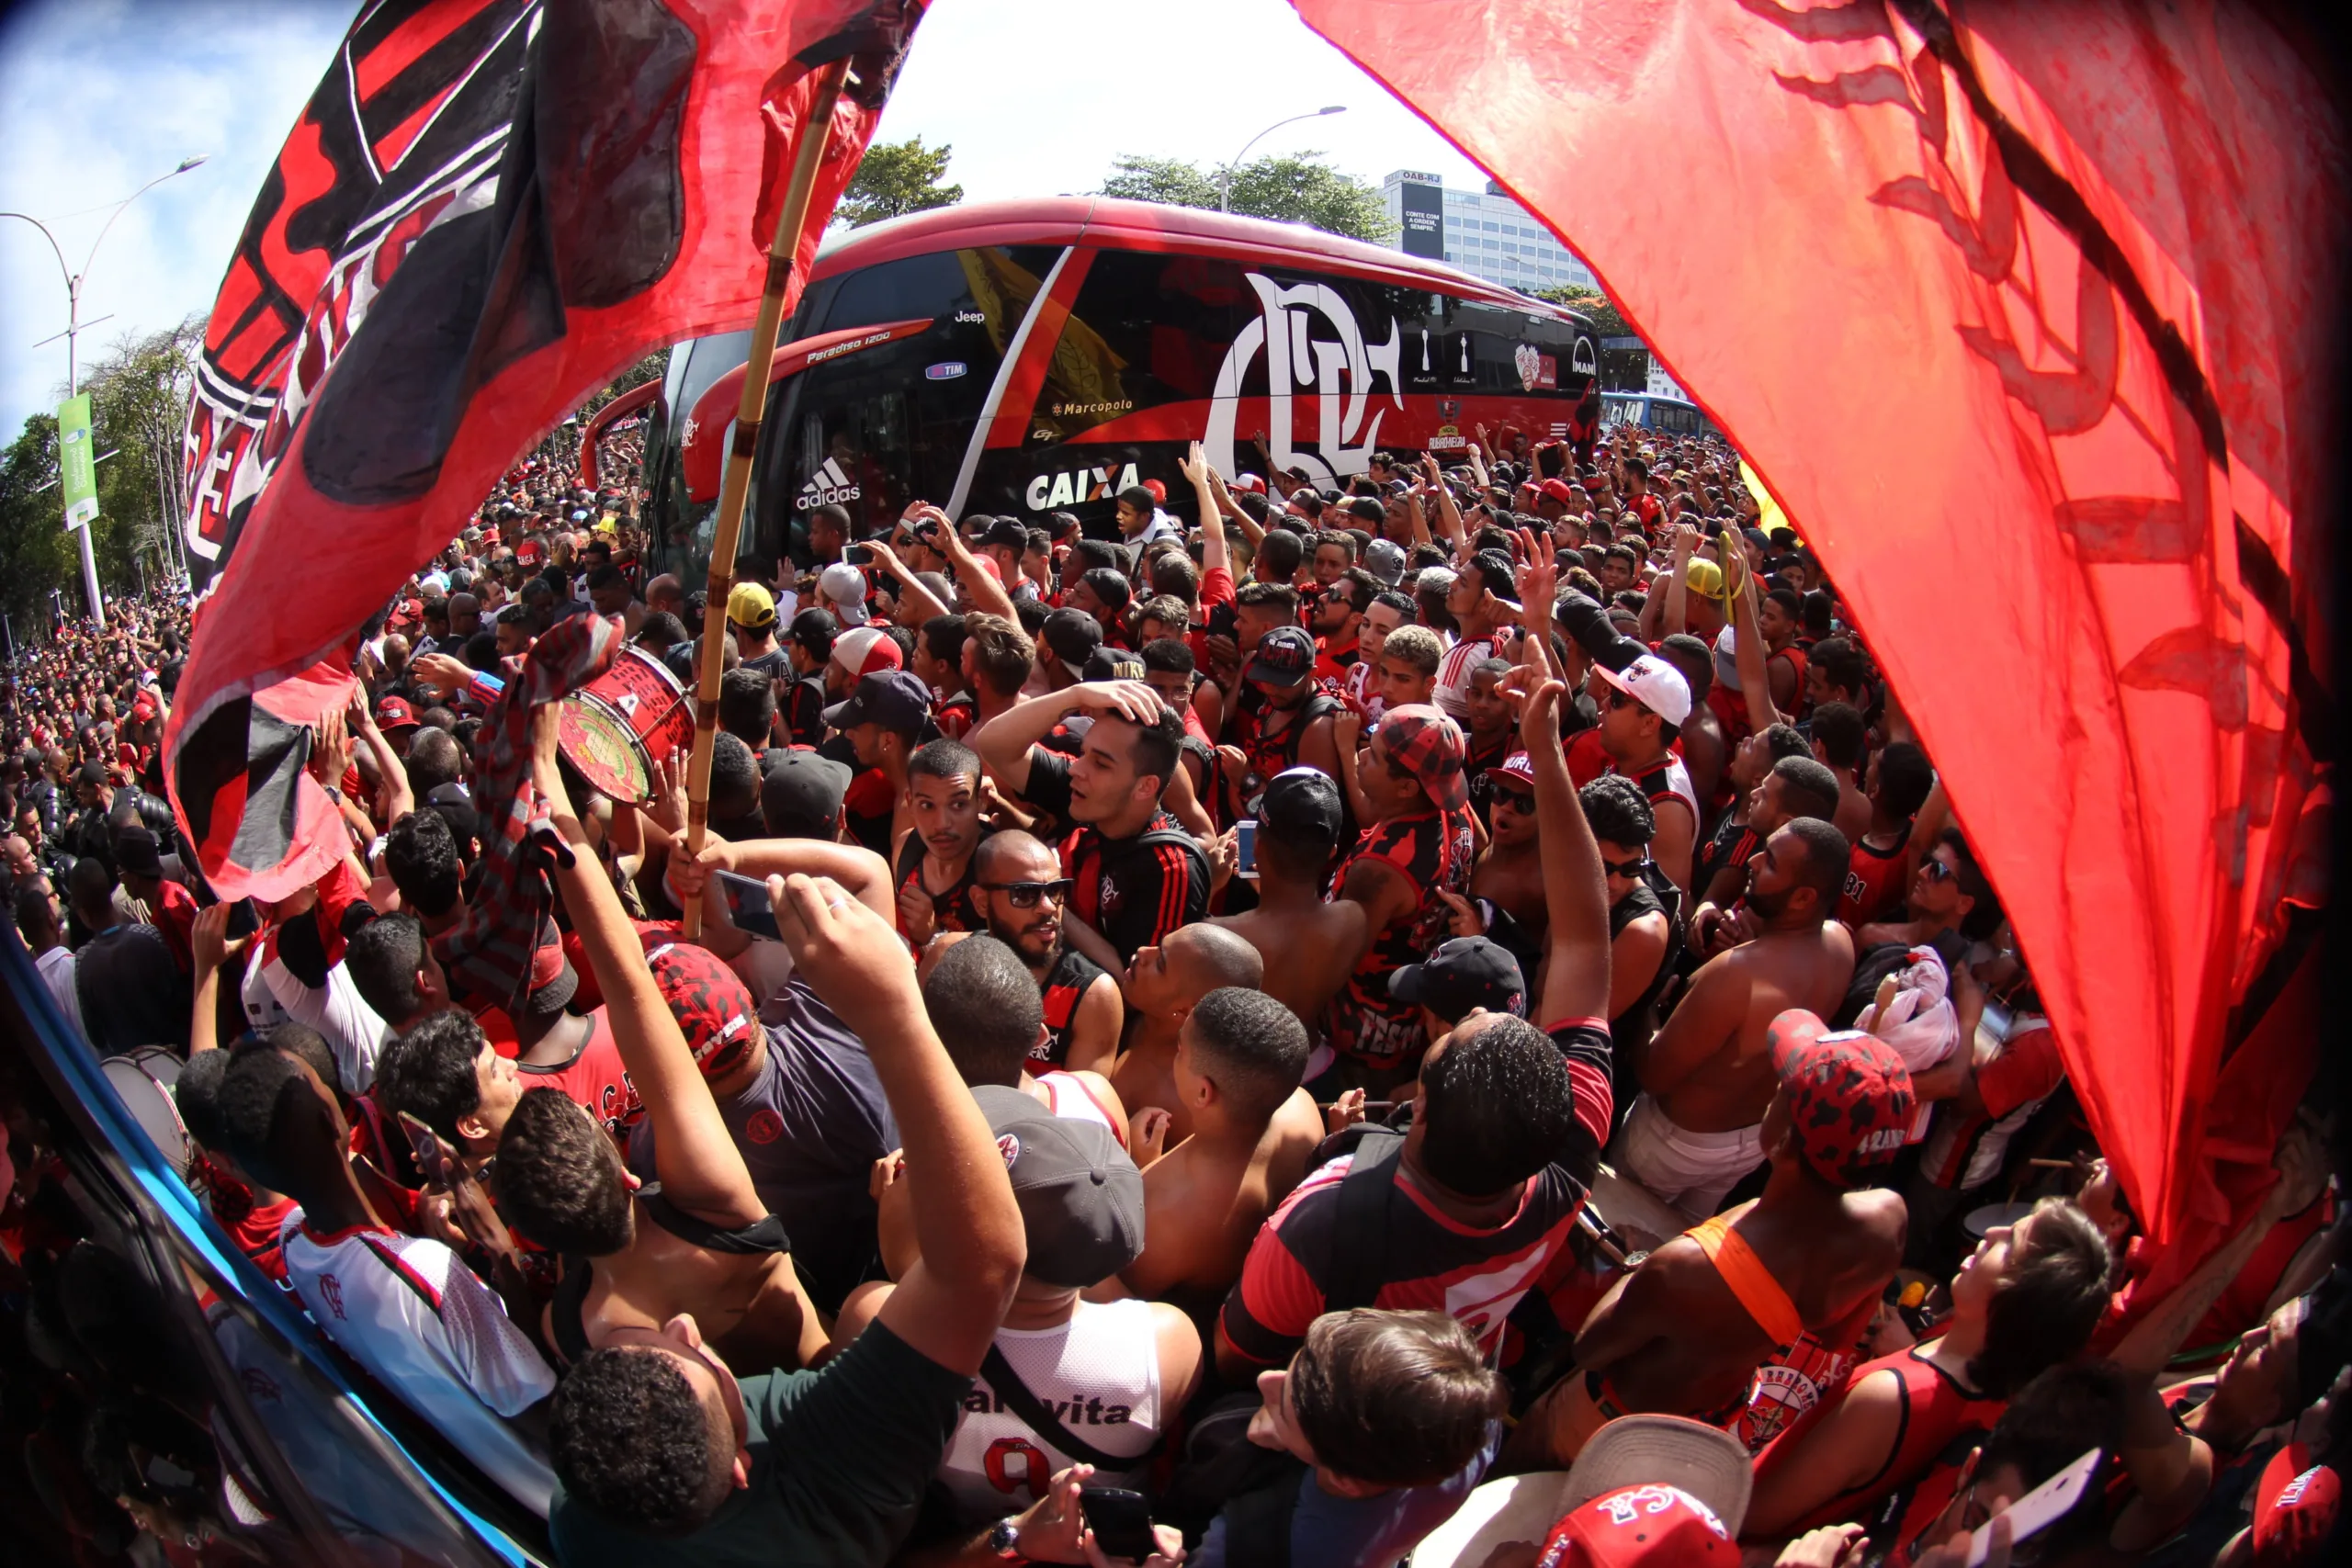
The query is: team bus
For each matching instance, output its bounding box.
[1600,389,1721,438]
[624,197,1600,568]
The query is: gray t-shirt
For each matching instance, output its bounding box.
[628,976,897,1310]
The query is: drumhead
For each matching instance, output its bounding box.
[102,1052,195,1179]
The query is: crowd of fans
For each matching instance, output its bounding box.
[0,425,2343,1568]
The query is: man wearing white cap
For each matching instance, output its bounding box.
[1594,654,1700,895]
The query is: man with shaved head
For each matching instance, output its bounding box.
[1111,921,1265,1146]
[967,829,1124,1072]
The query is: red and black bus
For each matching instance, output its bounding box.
[627,197,1599,565]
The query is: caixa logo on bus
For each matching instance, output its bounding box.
[1204,273,1404,489]
[1025,462,1141,512]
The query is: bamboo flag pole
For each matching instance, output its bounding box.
[683,60,850,939]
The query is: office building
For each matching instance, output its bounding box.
[1378,170,1598,293]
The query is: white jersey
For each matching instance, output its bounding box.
[1434,636,1495,719]
[939,1297,1166,1521]
[242,953,393,1093]
[279,1212,558,1515]
[34,945,84,1041]
[1038,1070,1126,1150]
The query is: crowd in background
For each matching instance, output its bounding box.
[0,418,2343,1568]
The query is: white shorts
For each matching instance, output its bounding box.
[1611,1093,1765,1221]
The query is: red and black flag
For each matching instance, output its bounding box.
[169,0,929,902]
[1289,0,2340,1249]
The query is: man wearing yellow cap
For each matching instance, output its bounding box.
[729,582,789,678]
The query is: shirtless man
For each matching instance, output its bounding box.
[1110,922,1265,1146]
[1613,817,1856,1220]
[1118,986,1323,1313]
[1208,767,1364,1037]
[1508,1018,1910,1468]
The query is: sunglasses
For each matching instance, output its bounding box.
[1492,784,1534,811]
[1600,853,1651,878]
[1603,688,1641,712]
[1920,858,1956,885]
[981,878,1073,909]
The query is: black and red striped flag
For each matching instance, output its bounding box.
[171,0,928,902]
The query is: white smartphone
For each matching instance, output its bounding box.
[1236,818,1258,880]
[1965,1447,2102,1568]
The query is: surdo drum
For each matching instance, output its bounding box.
[557,645,694,806]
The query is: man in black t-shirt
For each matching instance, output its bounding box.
[970,680,1207,970]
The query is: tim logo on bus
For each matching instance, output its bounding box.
[1204,273,1404,490]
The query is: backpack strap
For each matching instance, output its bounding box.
[1319,1129,1408,1314]
[979,1344,1158,1471]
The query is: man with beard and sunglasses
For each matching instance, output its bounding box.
[963,829,1124,1075]
[1611,817,1857,1221]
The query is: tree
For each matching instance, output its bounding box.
[1538,283,1632,342]
[0,413,76,636]
[838,136,963,228]
[1100,151,1396,244]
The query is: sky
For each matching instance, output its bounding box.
[0,0,1493,445]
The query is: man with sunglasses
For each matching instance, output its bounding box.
[973,679,1209,972]
[967,829,1124,1075]
[1308,568,1377,687]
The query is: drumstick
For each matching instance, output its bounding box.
[680,62,848,940]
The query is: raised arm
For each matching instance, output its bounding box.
[969,681,1166,802]
[867,539,955,626]
[535,713,764,1227]
[770,873,1024,1374]
[1183,443,1238,577]
[675,833,895,925]
[919,503,1018,624]
[1510,535,1610,1026]
[1725,551,1783,734]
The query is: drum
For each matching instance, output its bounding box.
[558,644,695,805]
[1962,1200,2036,1241]
[102,1047,194,1179]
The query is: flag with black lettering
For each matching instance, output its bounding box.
[169,0,929,900]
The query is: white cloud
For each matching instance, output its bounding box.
[0,0,1496,446]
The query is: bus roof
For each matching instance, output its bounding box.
[811,196,1593,327]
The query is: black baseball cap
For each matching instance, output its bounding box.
[760,748,852,838]
[1244,625,1316,688]
[114,825,164,878]
[1041,607,1103,674]
[1261,766,1343,848]
[1082,649,1148,682]
[823,670,934,739]
[1389,936,1527,1024]
[973,1085,1145,1287]
[979,517,1030,551]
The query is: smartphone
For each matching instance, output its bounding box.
[714,870,783,941]
[1080,1486,1158,1562]
[845,541,874,565]
[1235,818,1258,880]
[1962,1447,2102,1568]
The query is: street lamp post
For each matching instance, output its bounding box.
[1218,105,1347,213]
[3,153,209,629]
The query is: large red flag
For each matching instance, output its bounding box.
[1295,0,2340,1242]
[170,0,928,902]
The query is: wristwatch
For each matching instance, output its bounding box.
[988,1515,1025,1562]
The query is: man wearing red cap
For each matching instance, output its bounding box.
[1510,1015,1909,1470]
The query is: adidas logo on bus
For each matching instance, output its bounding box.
[796,457,861,512]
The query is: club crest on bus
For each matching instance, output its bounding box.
[1205,272,1403,490]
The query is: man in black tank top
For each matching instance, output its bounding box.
[970,829,1124,1073]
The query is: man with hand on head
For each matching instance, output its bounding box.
[970,679,1208,971]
